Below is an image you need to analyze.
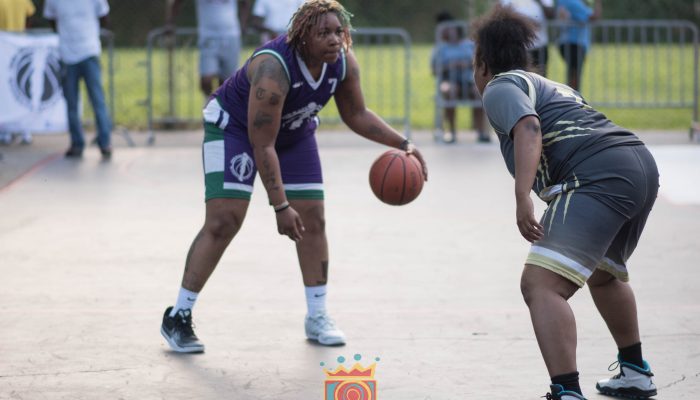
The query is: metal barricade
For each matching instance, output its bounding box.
[433,19,699,140]
[98,29,134,146]
[432,20,483,142]
[547,20,699,140]
[144,27,200,144]
[144,27,412,142]
[317,28,412,137]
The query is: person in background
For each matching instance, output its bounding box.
[499,0,555,76]
[44,0,113,159]
[0,0,36,145]
[160,0,428,353]
[249,0,304,44]
[168,0,250,97]
[556,0,602,91]
[431,10,488,144]
[473,5,657,399]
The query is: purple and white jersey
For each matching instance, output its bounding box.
[212,34,347,148]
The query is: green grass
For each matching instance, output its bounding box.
[84,44,697,132]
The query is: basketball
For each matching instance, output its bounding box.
[369,150,424,205]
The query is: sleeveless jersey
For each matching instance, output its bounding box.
[481,69,644,199]
[213,34,347,148]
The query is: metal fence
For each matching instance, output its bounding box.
[432,20,483,142]
[317,28,412,136]
[143,27,412,143]
[433,19,700,140]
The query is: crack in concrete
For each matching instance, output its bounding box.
[660,371,700,389]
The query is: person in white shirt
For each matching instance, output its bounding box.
[250,0,305,43]
[168,0,250,96]
[499,0,555,76]
[44,0,113,158]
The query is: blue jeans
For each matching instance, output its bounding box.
[62,56,112,150]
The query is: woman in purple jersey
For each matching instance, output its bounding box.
[161,0,427,352]
[472,5,657,400]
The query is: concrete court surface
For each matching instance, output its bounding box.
[0,130,699,400]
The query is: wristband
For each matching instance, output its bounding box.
[273,201,290,213]
[399,139,411,151]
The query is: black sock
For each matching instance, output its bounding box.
[619,342,644,368]
[551,371,582,395]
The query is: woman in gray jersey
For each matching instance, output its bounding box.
[472,5,658,400]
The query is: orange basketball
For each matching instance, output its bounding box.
[369,150,424,205]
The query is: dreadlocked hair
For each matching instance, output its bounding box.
[472,4,538,74]
[287,0,353,52]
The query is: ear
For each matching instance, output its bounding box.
[476,59,490,78]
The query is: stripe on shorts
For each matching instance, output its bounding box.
[526,245,591,287]
[284,183,324,200]
[203,98,230,130]
[203,138,225,174]
[598,257,629,282]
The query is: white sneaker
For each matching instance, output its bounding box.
[20,132,32,145]
[546,384,587,399]
[304,312,346,345]
[596,359,657,398]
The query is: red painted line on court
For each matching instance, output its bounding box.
[0,152,63,194]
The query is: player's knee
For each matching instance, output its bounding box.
[520,273,539,306]
[303,204,326,234]
[587,270,616,288]
[520,267,578,304]
[204,213,243,241]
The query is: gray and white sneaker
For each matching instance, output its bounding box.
[161,306,205,353]
[305,312,346,346]
[596,358,657,399]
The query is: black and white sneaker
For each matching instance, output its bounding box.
[160,306,205,353]
[596,358,657,399]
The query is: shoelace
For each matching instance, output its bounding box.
[309,313,336,331]
[176,311,197,336]
[607,360,624,379]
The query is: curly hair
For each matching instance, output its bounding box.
[472,4,538,74]
[287,0,353,52]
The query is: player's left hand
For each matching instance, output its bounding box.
[516,196,543,243]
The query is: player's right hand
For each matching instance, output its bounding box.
[405,144,428,181]
[276,206,305,242]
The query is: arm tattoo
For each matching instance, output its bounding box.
[251,57,290,96]
[255,87,266,100]
[260,155,281,191]
[253,110,273,129]
[317,261,329,284]
[367,125,385,139]
[269,93,280,106]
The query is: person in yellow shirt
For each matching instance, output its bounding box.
[0,0,35,32]
[0,0,36,145]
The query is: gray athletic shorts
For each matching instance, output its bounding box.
[199,35,240,78]
[527,145,659,287]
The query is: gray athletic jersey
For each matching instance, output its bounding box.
[196,0,241,39]
[481,70,643,199]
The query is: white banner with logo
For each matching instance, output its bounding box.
[0,32,67,134]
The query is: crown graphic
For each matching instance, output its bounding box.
[324,363,376,380]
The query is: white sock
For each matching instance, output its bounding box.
[305,285,327,316]
[170,287,199,317]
